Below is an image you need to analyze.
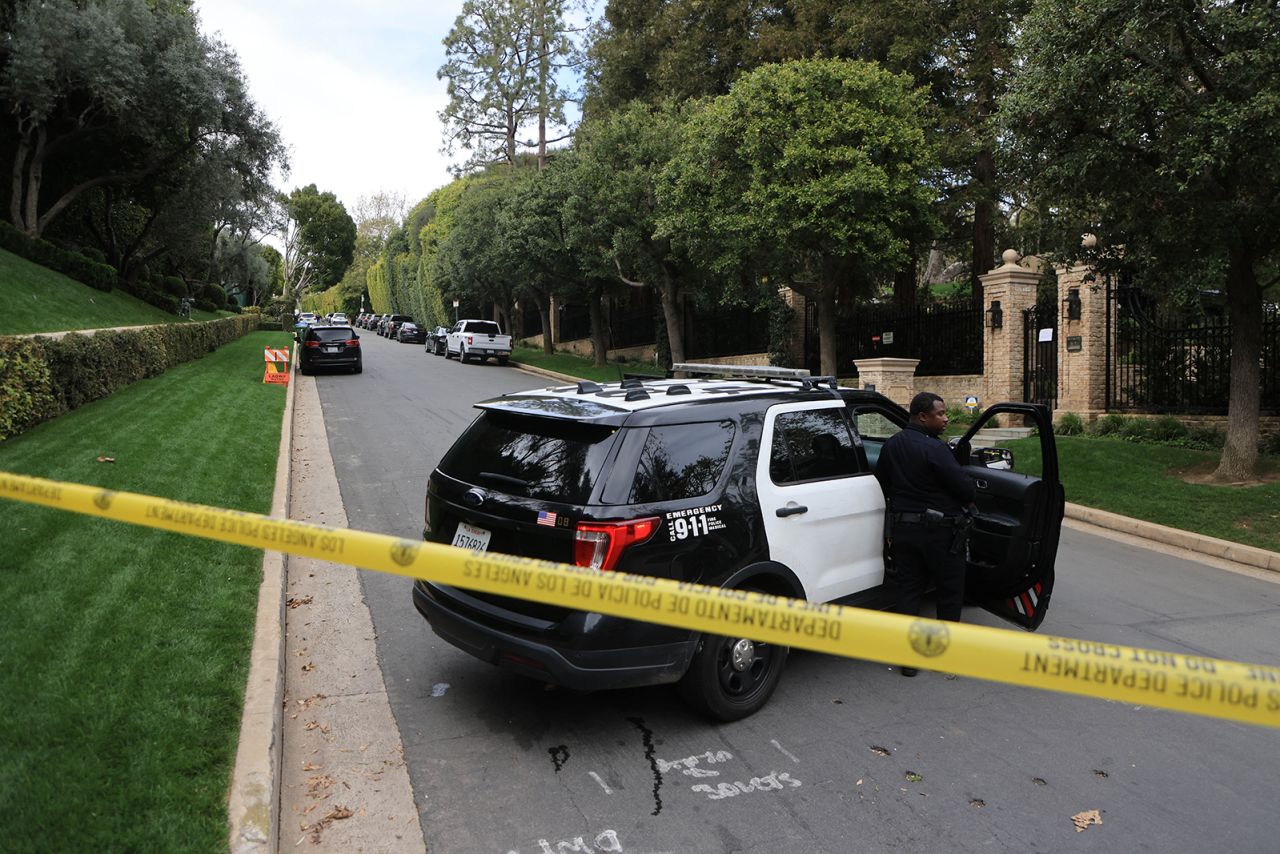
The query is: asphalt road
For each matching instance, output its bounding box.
[315,331,1280,854]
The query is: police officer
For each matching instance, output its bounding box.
[874,392,976,677]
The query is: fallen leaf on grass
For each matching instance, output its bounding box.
[96,456,115,463]
[1072,809,1102,832]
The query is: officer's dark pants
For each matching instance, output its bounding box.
[888,522,966,622]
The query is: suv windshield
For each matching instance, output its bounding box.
[439,412,618,504]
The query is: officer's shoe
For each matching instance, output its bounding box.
[900,666,918,678]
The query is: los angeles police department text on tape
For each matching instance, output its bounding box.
[2,470,1279,730]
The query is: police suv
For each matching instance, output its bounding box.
[414,364,1064,720]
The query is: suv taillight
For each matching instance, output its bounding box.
[573,518,660,571]
[346,338,359,347]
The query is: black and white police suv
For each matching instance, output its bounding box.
[413,364,1064,720]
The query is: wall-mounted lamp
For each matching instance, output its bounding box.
[1065,288,1082,321]
[987,299,1003,330]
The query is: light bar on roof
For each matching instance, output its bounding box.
[672,363,812,379]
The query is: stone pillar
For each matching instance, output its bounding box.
[979,249,1041,405]
[778,286,807,368]
[851,357,919,406]
[1054,260,1107,422]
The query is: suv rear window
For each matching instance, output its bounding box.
[308,327,355,342]
[439,412,618,504]
[466,321,501,335]
[629,421,735,503]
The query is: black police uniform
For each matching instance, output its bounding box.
[873,422,976,622]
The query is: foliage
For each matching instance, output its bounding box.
[1053,412,1085,436]
[438,0,578,170]
[1003,0,1280,478]
[0,315,258,440]
[659,59,937,376]
[280,185,356,307]
[0,221,117,291]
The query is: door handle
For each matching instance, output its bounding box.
[776,504,808,518]
[974,479,989,490]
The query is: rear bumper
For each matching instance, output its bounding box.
[301,351,361,369]
[413,581,696,690]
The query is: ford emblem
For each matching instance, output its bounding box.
[462,488,485,508]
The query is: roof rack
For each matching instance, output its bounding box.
[671,362,812,380]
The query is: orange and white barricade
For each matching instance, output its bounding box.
[263,346,290,385]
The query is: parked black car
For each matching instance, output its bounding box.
[414,364,1063,720]
[383,314,413,338]
[397,321,427,344]
[425,325,450,355]
[298,325,362,375]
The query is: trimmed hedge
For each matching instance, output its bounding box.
[0,221,118,292]
[0,315,259,440]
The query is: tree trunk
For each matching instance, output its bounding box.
[1212,247,1262,482]
[588,290,608,366]
[817,283,838,378]
[23,127,46,236]
[970,147,995,301]
[658,272,685,367]
[10,135,29,230]
[538,292,554,354]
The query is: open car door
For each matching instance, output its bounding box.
[953,403,1064,630]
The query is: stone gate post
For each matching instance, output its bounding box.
[1054,253,1107,422]
[980,250,1041,405]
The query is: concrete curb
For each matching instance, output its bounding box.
[227,355,296,854]
[1065,502,1280,573]
[518,361,1279,574]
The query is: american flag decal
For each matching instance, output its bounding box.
[537,510,557,527]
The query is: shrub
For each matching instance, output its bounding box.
[161,276,187,297]
[1260,431,1280,456]
[1178,426,1225,451]
[0,221,118,292]
[1091,413,1128,436]
[1054,412,1085,435]
[0,316,258,440]
[1149,415,1189,442]
[1119,417,1151,442]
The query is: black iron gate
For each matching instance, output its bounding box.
[1023,302,1057,408]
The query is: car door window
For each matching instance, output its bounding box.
[769,409,860,485]
[850,407,903,472]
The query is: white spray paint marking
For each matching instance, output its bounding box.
[511,829,622,853]
[656,750,734,778]
[770,739,800,764]
[430,682,450,697]
[691,771,802,801]
[588,771,614,794]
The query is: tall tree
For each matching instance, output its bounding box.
[279,185,356,310]
[437,0,576,170]
[1003,0,1280,480]
[1,0,282,238]
[659,59,937,377]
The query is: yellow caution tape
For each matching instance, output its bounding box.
[3,470,1279,729]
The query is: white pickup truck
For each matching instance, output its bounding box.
[445,319,512,365]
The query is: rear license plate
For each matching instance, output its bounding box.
[323,346,339,353]
[452,522,491,552]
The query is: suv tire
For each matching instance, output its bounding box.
[678,592,789,722]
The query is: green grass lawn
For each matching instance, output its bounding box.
[512,344,666,383]
[0,248,229,335]
[0,331,291,851]
[1002,435,1280,552]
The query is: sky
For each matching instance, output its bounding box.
[195,0,473,215]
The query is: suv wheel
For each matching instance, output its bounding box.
[678,598,789,721]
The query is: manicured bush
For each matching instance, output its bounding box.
[161,276,187,297]
[1091,413,1128,436]
[1119,417,1151,442]
[0,315,258,440]
[0,221,118,292]
[1054,412,1085,435]
[1149,415,1190,442]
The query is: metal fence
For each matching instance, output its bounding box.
[1106,281,1280,414]
[684,302,770,360]
[805,297,983,377]
[1023,300,1058,409]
